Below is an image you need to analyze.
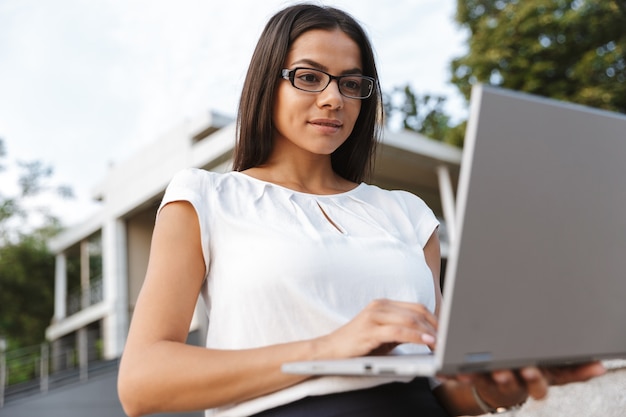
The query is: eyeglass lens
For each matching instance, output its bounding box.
[290,68,373,98]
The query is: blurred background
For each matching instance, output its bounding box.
[0,0,624,415]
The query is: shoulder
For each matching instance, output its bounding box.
[358,183,433,214]
[166,168,217,190]
[160,169,228,214]
[164,168,245,197]
[358,183,439,246]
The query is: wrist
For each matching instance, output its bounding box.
[471,385,526,415]
[309,335,337,360]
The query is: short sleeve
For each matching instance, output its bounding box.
[158,168,212,275]
[414,199,439,248]
[395,190,439,248]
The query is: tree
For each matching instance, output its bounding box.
[451,0,626,114]
[0,137,73,349]
[0,234,56,348]
[384,85,465,147]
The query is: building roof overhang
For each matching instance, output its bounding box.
[374,128,462,217]
[49,122,462,253]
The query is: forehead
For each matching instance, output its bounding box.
[285,29,363,71]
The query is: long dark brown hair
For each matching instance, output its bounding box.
[233,4,383,183]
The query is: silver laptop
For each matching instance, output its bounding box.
[282,84,626,377]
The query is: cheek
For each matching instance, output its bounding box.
[273,85,299,123]
[272,88,289,130]
[346,102,362,131]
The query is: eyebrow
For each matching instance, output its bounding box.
[290,59,363,75]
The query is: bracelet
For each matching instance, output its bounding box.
[471,385,525,414]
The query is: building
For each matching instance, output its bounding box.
[45,111,462,364]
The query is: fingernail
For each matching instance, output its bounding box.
[494,372,510,384]
[521,368,540,380]
[421,333,436,344]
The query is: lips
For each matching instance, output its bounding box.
[309,119,343,128]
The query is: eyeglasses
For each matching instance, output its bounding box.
[281,67,375,99]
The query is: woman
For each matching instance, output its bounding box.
[117,4,604,417]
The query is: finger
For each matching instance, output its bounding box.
[520,367,549,399]
[544,362,606,385]
[473,370,521,395]
[491,370,520,391]
[368,308,437,338]
[402,301,439,331]
[369,320,436,349]
[373,299,439,331]
[421,332,436,350]
[367,302,438,340]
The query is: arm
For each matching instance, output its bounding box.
[118,201,318,416]
[423,228,442,318]
[118,201,440,416]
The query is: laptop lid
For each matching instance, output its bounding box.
[436,84,626,374]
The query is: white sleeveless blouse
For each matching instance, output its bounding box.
[159,168,440,417]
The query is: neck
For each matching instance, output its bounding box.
[244,149,355,195]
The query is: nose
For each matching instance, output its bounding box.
[317,79,343,109]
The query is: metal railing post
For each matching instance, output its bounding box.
[78,329,88,382]
[40,343,49,393]
[0,336,6,408]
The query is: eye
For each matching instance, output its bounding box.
[296,71,323,86]
[340,77,362,93]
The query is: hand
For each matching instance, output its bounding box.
[458,362,606,410]
[316,299,438,359]
[518,362,606,399]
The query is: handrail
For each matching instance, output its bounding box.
[0,335,104,407]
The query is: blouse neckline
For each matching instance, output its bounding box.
[230,171,364,198]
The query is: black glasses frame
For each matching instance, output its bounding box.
[281,67,375,99]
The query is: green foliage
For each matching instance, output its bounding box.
[0,235,56,348]
[3,344,45,385]
[452,0,626,113]
[0,137,73,349]
[384,84,464,147]
[0,138,72,245]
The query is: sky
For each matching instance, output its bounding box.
[0,0,468,227]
